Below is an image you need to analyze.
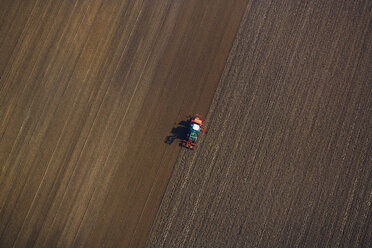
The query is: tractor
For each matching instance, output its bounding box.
[182,115,206,150]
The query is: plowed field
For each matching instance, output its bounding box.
[1,0,371,247]
[148,0,371,247]
[0,0,247,247]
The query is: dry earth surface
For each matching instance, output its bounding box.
[148,0,372,247]
[0,0,247,247]
[0,0,371,247]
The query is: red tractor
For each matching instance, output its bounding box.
[182,115,206,150]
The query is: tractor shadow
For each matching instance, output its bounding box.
[164,120,189,146]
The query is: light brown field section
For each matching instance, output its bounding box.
[148,0,372,247]
[0,0,247,247]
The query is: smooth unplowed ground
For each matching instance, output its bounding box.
[0,0,247,247]
[148,0,372,247]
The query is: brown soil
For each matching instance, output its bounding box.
[148,0,372,247]
[0,0,247,247]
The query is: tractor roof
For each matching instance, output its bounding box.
[192,123,200,131]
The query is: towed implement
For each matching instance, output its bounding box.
[182,115,206,150]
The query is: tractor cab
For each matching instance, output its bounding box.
[182,115,206,150]
[188,123,201,142]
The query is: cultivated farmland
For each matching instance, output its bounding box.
[148,1,371,247]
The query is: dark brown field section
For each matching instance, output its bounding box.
[0,0,247,247]
[148,0,372,247]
